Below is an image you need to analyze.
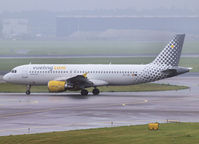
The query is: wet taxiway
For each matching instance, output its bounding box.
[0,73,198,136]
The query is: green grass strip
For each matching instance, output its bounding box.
[1,123,199,144]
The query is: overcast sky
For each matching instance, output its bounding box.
[0,0,198,12]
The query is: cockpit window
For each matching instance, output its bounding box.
[11,70,17,73]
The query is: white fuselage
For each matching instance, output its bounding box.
[3,64,158,86]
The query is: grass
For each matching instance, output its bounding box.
[0,57,198,72]
[1,123,199,144]
[0,40,198,72]
[179,58,199,72]
[0,40,198,56]
[0,57,153,72]
[0,83,188,93]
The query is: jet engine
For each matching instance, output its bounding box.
[48,81,67,92]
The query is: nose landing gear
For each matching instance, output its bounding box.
[26,85,31,95]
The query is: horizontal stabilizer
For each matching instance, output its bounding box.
[162,67,190,77]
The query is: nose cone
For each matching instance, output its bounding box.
[3,74,9,82]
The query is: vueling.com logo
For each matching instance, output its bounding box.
[53,66,66,70]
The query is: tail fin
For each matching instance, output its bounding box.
[152,34,185,66]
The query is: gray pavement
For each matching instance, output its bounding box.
[0,73,198,136]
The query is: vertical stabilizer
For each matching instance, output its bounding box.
[152,34,185,66]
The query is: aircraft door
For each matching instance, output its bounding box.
[21,67,29,79]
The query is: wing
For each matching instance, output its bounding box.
[52,73,108,90]
[66,75,94,90]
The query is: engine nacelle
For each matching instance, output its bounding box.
[48,81,66,92]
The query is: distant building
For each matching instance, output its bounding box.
[56,16,199,37]
[2,19,29,39]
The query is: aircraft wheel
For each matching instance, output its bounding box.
[81,89,88,96]
[92,88,100,95]
[26,85,31,95]
[26,90,31,95]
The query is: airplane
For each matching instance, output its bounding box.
[3,34,190,96]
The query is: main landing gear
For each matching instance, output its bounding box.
[92,88,100,95]
[81,89,88,96]
[80,87,100,96]
[26,85,31,95]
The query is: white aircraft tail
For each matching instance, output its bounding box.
[152,34,185,66]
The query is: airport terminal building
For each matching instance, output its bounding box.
[56,16,199,37]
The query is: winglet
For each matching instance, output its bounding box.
[188,67,192,70]
[83,72,88,78]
